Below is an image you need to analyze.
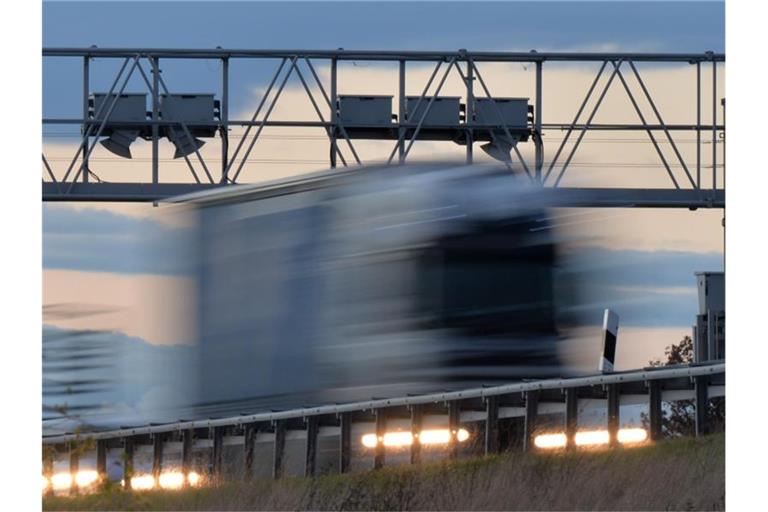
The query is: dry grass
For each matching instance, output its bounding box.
[43,433,724,511]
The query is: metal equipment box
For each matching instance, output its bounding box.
[696,271,724,315]
[473,97,529,129]
[338,95,393,126]
[160,93,217,124]
[405,96,461,126]
[89,93,147,123]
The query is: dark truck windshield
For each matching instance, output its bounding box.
[418,217,557,336]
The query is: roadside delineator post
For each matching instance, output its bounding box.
[599,309,620,373]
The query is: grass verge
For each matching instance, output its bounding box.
[43,433,724,511]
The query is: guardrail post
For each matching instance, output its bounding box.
[484,395,500,455]
[211,427,224,480]
[695,375,710,436]
[243,424,256,481]
[122,437,134,490]
[152,433,164,484]
[523,390,539,452]
[648,380,663,441]
[181,429,193,487]
[68,443,79,495]
[607,384,620,447]
[96,440,107,486]
[565,388,578,450]
[305,416,319,477]
[410,404,422,464]
[339,412,351,474]
[374,409,386,469]
[273,420,286,479]
[43,449,54,497]
[448,401,461,459]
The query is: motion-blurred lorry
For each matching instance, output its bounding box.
[176,164,572,417]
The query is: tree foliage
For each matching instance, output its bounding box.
[642,336,725,437]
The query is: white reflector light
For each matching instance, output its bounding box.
[361,428,470,448]
[534,428,649,449]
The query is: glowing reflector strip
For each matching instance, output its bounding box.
[534,428,649,449]
[50,473,72,490]
[534,433,567,449]
[617,427,648,443]
[187,471,202,487]
[128,474,156,490]
[158,472,185,489]
[123,471,203,490]
[575,430,610,446]
[74,470,99,487]
[46,471,99,492]
[361,428,470,448]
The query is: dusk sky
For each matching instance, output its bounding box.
[41,1,725,428]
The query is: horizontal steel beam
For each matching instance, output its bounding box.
[42,182,725,207]
[43,48,725,63]
[42,118,725,132]
[42,362,724,444]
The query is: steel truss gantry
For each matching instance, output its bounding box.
[42,48,725,207]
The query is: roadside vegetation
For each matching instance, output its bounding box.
[43,432,724,511]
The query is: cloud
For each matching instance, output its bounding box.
[559,247,721,329]
[43,204,194,275]
[43,269,196,346]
